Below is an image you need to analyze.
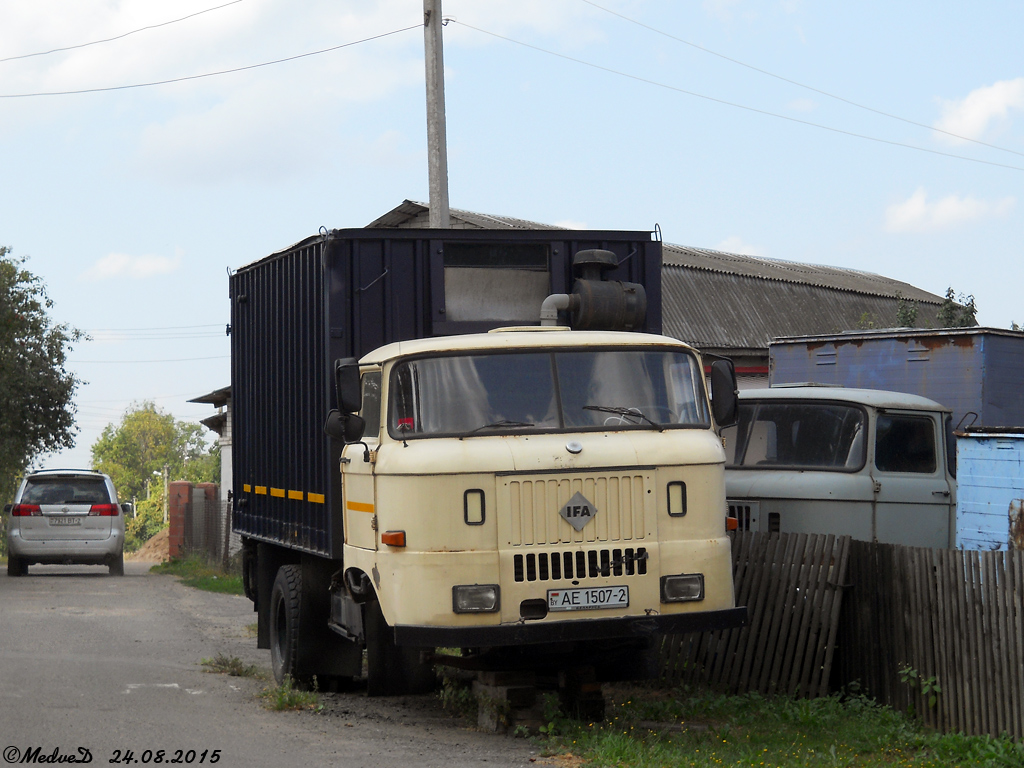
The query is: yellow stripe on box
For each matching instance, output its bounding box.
[270,488,285,498]
[244,484,252,492]
[308,493,325,504]
[255,486,267,495]
[346,500,375,514]
[288,490,304,501]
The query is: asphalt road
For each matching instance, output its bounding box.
[0,561,538,768]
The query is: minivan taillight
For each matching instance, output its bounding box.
[88,504,119,516]
[11,504,40,516]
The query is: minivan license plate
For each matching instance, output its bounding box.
[49,517,81,526]
[547,586,628,612]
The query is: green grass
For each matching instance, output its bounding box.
[150,554,244,594]
[261,675,322,712]
[201,653,262,678]
[537,686,1024,768]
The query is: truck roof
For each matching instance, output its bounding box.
[740,385,951,413]
[359,328,697,365]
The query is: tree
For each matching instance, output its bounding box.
[895,292,919,328]
[91,401,219,501]
[937,287,978,328]
[0,246,84,503]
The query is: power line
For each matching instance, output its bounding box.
[70,355,230,363]
[578,0,1024,159]
[0,24,422,98]
[1,0,247,63]
[448,19,1024,174]
[83,323,223,331]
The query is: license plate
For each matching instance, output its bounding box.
[547,586,629,612]
[49,517,81,526]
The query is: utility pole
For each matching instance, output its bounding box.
[423,0,451,229]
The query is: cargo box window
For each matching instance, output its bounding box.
[726,402,866,471]
[875,414,936,474]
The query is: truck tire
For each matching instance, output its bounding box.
[364,598,435,696]
[270,564,306,686]
[7,554,26,577]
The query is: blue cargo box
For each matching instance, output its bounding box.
[769,327,1024,430]
[956,430,1024,551]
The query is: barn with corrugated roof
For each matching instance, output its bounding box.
[370,200,949,386]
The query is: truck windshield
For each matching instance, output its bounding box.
[725,401,867,471]
[388,348,710,437]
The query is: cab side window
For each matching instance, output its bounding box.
[875,414,936,473]
[360,371,382,439]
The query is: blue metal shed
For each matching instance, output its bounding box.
[956,429,1024,551]
[769,328,1024,430]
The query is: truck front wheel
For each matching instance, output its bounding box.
[364,599,435,696]
[270,565,305,686]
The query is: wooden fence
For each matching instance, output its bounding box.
[661,532,850,698]
[836,542,1024,740]
[661,533,1024,741]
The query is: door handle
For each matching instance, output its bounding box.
[932,490,951,497]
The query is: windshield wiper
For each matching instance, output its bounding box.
[583,405,662,429]
[468,419,535,434]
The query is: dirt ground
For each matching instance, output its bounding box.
[126,527,169,562]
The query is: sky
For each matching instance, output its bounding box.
[0,0,1020,471]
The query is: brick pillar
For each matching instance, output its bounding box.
[167,481,193,559]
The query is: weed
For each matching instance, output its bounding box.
[261,675,321,712]
[899,665,942,714]
[201,653,261,678]
[437,667,477,720]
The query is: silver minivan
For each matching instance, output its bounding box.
[5,469,127,576]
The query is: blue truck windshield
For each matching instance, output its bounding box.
[388,348,710,437]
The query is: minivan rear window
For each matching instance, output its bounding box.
[22,477,110,505]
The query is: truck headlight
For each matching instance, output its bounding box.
[660,573,704,603]
[452,584,500,613]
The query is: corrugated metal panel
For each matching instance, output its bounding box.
[770,329,1024,429]
[662,243,944,303]
[956,432,1024,550]
[661,268,943,351]
[366,200,565,230]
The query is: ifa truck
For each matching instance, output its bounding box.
[230,227,745,696]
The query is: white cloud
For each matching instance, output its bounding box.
[715,236,764,256]
[82,252,181,281]
[934,78,1024,143]
[885,188,1016,233]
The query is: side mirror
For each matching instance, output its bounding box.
[324,409,366,444]
[120,503,133,516]
[3,503,11,515]
[335,358,362,413]
[710,359,739,428]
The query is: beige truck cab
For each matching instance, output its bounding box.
[325,327,745,692]
[724,386,956,548]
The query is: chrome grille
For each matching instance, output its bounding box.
[513,547,648,582]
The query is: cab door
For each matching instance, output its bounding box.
[871,410,954,548]
[341,370,382,551]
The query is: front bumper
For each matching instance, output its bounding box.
[394,605,746,646]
